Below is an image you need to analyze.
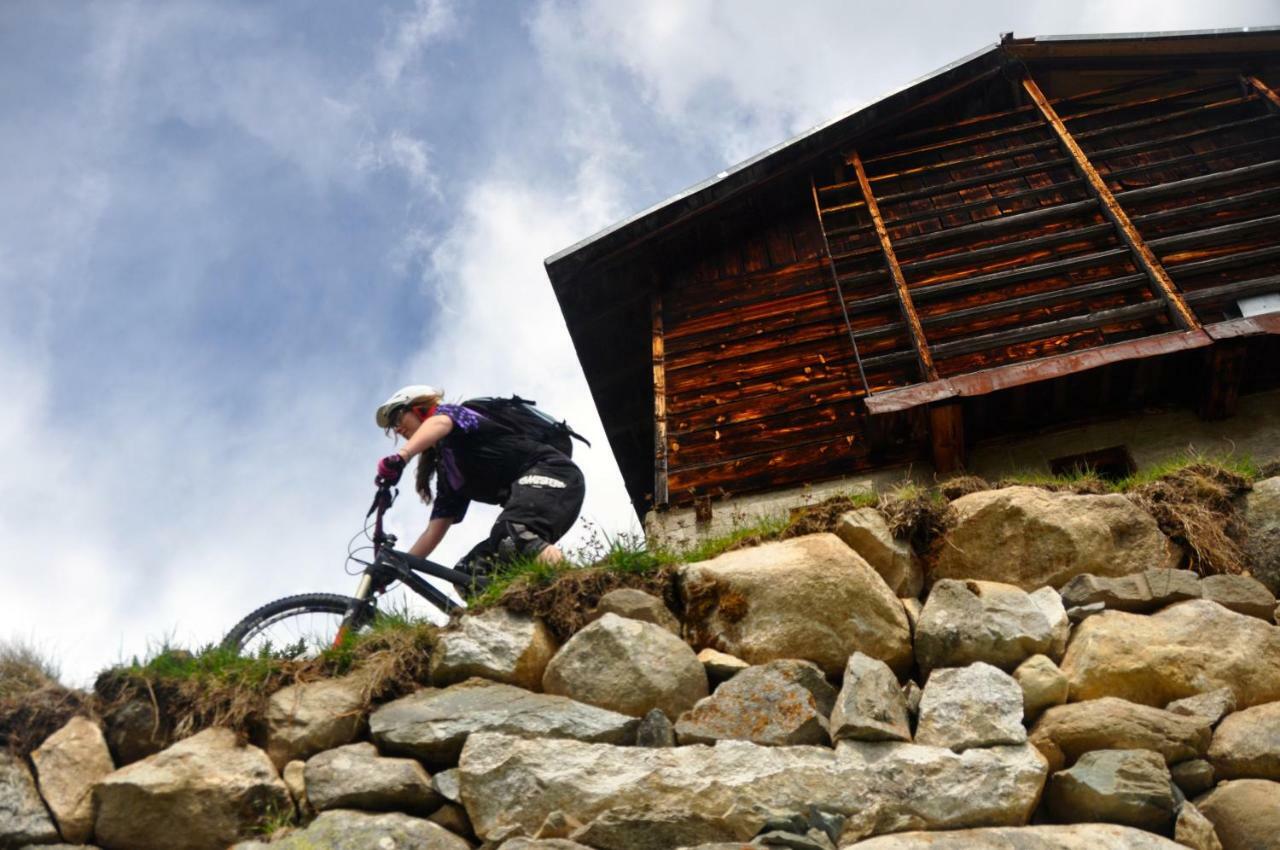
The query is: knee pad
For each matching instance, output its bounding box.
[495,522,549,561]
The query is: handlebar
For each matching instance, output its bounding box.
[366,482,398,555]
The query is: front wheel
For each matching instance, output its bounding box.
[221,593,375,658]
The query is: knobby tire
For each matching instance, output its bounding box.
[221,592,372,655]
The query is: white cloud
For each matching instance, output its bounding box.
[377,0,458,86]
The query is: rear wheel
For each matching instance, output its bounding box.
[221,593,375,657]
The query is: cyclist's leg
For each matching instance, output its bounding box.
[456,457,585,578]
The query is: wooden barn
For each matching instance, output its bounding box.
[544,28,1280,535]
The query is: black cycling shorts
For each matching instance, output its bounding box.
[457,456,585,575]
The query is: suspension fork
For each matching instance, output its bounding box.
[333,573,377,648]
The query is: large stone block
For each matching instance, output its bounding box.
[1194,779,1280,850]
[932,487,1176,589]
[830,652,911,743]
[370,678,638,766]
[1058,569,1201,613]
[228,809,470,849]
[1060,600,1280,709]
[914,579,1067,673]
[836,507,923,598]
[1207,700,1280,781]
[264,672,368,770]
[1244,475,1280,595]
[542,613,707,718]
[0,751,59,847]
[430,607,558,690]
[94,727,292,850]
[303,741,439,815]
[457,732,1047,844]
[29,715,114,844]
[1045,748,1176,831]
[1028,697,1210,773]
[681,534,912,676]
[843,824,1188,848]
[674,659,835,746]
[915,663,1025,752]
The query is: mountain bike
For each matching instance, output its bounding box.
[221,480,486,656]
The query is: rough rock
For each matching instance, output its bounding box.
[282,760,308,813]
[568,806,754,850]
[1066,602,1105,624]
[370,677,638,766]
[29,715,114,844]
[304,742,439,815]
[1166,688,1237,726]
[428,802,473,840]
[1243,475,1280,595]
[915,579,1067,673]
[836,507,923,597]
[497,841,594,850]
[94,727,292,850]
[697,648,749,681]
[1028,697,1211,773]
[636,708,676,747]
[901,598,922,635]
[1058,569,1201,614]
[431,607,558,691]
[1194,779,1280,850]
[915,663,1025,752]
[1199,574,1277,622]
[1059,600,1280,708]
[1014,654,1069,721]
[264,672,368,769]
[842,824,1188,848]
[830,652,911,743]
[1207,701,1280,781]
[588,588,681,635]
[0,751,59,848]
[102,698,167,765]
[230,809,470,850]
[680,534,913,676]
[542,613,708,718]
[933,486,1177,589]
[432,768,460,803]
[1171,759,1215,797]
[1045,748,1176,831]
[675,659,835,746]
[458,732,1047,843]
[1174,802,1223,850]
[903,680,922,720]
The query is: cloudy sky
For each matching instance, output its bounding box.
[2,1,1274,684]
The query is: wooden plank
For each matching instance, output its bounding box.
[849,149,937,381]
[1088,114,1275,163]
[1244,75,1280,113]
[928,300,1166,361]
[651,292,669,507]
[929,402,966,474]
[1131,186,1280,228]
[893,199,1098,253]
[1184,274,1280,305]
[883,178,1087,227]
[1115,158,1280,204]
[1022,72,1201,331]
[1104,137,1280,185]
[875,155,1073,206]
[1169,243,1280,279]
[1148,213,1280,254]
[1198,339,1247,420]
[910,246,1132,303]
[901,222,1114,277]
[864,330,1212,415]
[869,138,1059,184]
[1074,92,1252,140]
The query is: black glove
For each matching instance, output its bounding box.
[376,453,407,485]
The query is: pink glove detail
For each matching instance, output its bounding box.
[376,454,407,485]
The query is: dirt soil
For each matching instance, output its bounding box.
[487,566,680,644]
[1128,463,1252,576]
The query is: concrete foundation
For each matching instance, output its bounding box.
[645,389,1280,549]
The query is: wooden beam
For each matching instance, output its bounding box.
[893,199,1097,253]
[651,292,669,508]
[1198,339,1248,420]
[1115,158,1280,204]
[1022,71,1201,331]
[865,329,1213,415]
[929,402,966,474]
[880,177,1086,228]
[1243,75,1280,113]
[901,222,1114,277]
[849,149,938,382]
[875,156,1071,206]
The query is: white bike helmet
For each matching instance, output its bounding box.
[376,384,443,428]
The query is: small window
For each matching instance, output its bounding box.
[1049,445,1136,482]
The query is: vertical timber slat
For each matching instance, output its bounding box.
[1021,72,1202,332]
[651,291,669,508]
[848,149,940,382]
[928,402,966,474]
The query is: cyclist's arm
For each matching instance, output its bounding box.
[409,516,453,558]
[398,413,453,462]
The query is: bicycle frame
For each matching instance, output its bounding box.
[334,482,483,645]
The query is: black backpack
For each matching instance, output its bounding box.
[464,396,591,458]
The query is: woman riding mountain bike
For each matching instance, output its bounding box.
[373,384,587,582]
[221,385,587,656]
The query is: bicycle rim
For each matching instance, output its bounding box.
[222,593,373,658]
